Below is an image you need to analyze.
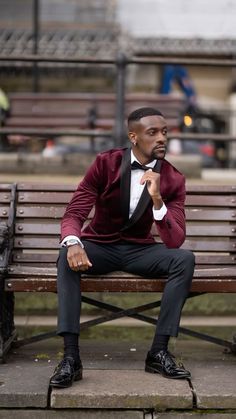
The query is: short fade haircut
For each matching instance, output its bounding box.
[128,107,163,127]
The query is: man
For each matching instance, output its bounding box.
[50,107,195,388]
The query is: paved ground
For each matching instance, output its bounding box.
[0,336,236,418]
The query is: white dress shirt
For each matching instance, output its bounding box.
[62,151,167,246]
[130,151,167,219]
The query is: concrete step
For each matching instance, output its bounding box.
[1,338,236,415]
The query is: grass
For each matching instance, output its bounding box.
[14,292,236,316]
[15,324,236,343]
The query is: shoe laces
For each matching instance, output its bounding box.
[165,351,188,371]
[57,357,75,373]
[162,350,177,368]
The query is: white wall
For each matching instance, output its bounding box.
[117,0,236,39]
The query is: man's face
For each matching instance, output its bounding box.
[128,115,168,162]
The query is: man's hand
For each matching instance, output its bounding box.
[140,169,163,209]
[67,244,92,271]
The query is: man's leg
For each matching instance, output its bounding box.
[50,241,122,388]
[122,242,195,379]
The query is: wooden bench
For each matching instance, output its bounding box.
[1,182,236,362]
[7,92,186,132]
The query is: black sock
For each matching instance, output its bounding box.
[150,334,170,355]
[62,333,80,361]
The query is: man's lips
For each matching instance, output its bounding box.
[153,146,166,152]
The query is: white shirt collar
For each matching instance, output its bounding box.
[130,150,156,169]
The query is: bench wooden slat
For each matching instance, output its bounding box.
[9,92,184,101]
[7,117,115,129]
[185,209,236,221]
[16,191,236,207]
[15,184,236,193]
[5,278,236,293]
[12,236,236,252]
[182,239,235,252]
[17,183,76,192]
[11,252,235,265]
[185,225,236,236]
[14,206,236,222]
[185,195,236,206]
[16,206,65,218]
[6,265,236,278]
[17,192,73,204]
[5,276,236,294]
[186,185,236,194]
[14,222,236,237]
[11,107,180,119]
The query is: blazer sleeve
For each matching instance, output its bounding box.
[61,155,103,241]
[154,175,186,248]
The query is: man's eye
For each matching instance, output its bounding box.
[162,129,167,135]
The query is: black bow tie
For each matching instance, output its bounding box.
[131,161,151,171]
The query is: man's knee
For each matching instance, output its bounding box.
[173,249,195,271]
[182,249,195,267]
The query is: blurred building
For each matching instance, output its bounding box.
[0,0,236,164]
[0,0,236,104]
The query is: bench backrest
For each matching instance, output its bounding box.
[1,183,236,270]
[7,93,186,130]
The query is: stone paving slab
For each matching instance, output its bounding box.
[155,414,236,419]
[1,412,236,419]
[174,339,236,410]
[190,362,236,409]
[0,409,144,419]
[0,359,51,408]
[51,369,192,410]
[172,340,236,409]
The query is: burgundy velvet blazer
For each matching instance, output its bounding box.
[61,148,186,248]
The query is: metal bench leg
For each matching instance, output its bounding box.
[0,277,17,363]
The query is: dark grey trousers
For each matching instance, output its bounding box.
[56,240,195,338]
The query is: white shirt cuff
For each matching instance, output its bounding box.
[60,235,84,248]
[153,203,167,220]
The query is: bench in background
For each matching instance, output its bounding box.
[0,182,236,362]
[6,92,186,131]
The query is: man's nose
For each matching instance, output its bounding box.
[156,133,166,143]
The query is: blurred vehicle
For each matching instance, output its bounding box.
[169,104,227,168]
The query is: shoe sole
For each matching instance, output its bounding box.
[145,365,191,379]
[49,368,83,388]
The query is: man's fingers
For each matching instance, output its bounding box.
[140,170,159,184]
[70,258,92,271]
[67,247,92,271]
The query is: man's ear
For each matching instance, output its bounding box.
[128,131,137,142]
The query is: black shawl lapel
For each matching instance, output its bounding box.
[120,148,131,223]
[121,159,163,232]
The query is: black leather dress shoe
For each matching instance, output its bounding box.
[49,356,83,388]
[145,350,191,379]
